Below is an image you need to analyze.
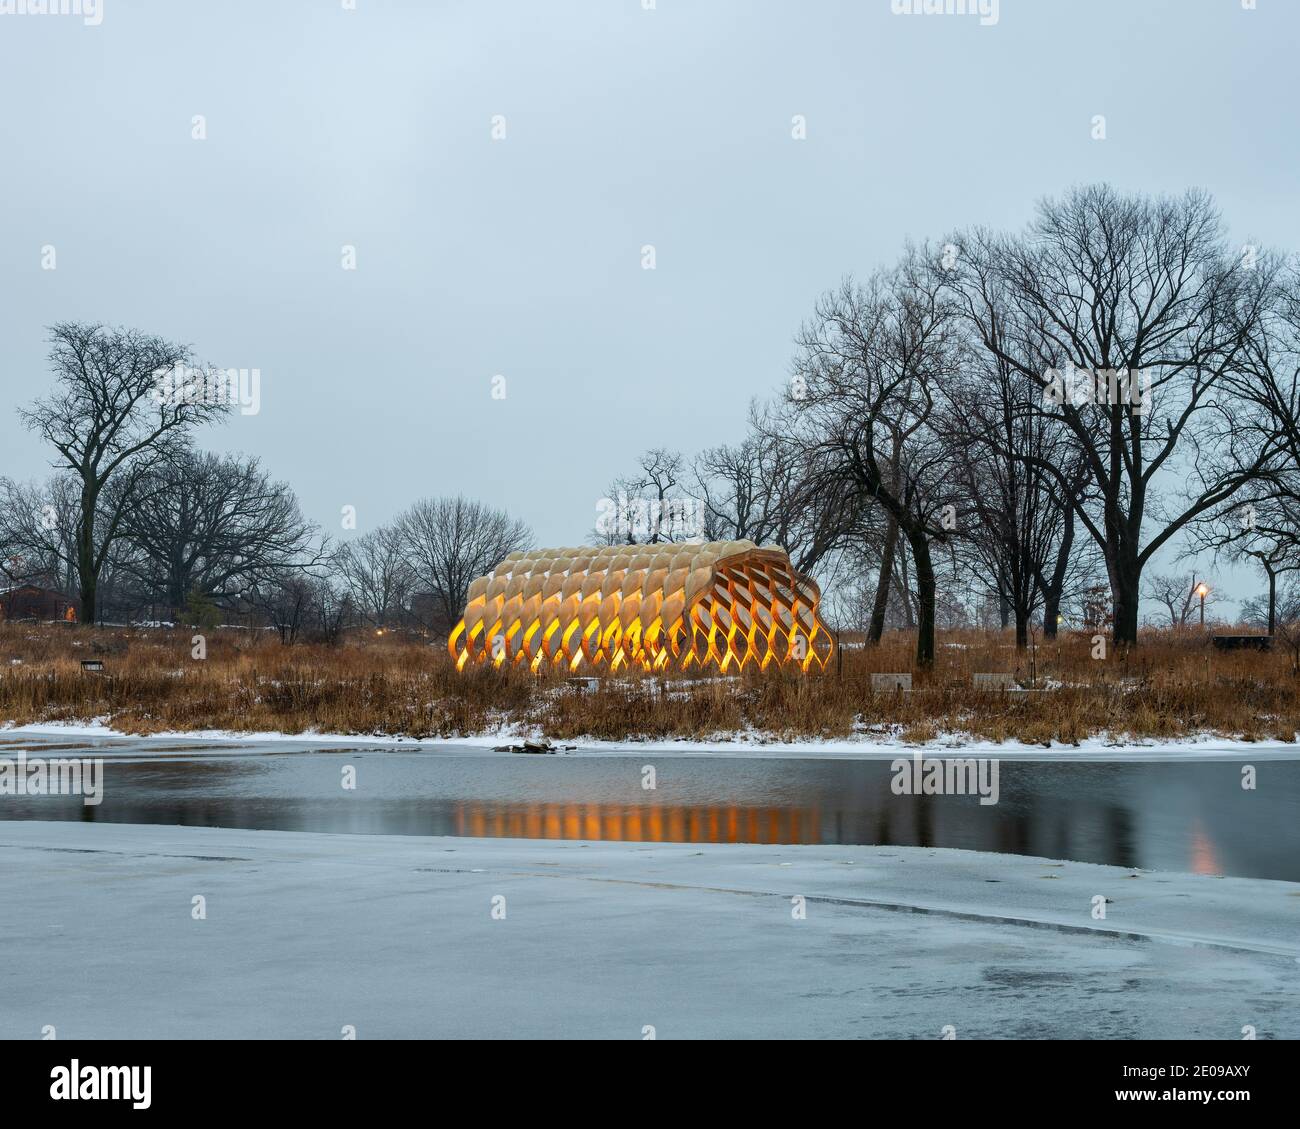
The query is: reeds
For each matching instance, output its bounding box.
[0,623,1295,744]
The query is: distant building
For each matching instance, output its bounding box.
[0,584,79,622]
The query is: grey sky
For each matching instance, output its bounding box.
[2,0,1297,614]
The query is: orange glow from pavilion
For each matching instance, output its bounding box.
[449,540,835,674]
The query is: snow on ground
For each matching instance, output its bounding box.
[3,719,1299,760]
[0,821,1295,1039]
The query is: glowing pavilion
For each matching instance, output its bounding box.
[448,539,834,674]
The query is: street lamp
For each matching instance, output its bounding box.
[1195,583,1209,628]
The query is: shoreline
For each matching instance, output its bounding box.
[4,719,1300,761]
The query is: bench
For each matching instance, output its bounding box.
[1211,635,1273,652]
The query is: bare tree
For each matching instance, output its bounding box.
[861,436,903,645]
[306,572,354,646]
[335,525,414,629]
[1270,584,1300,674]
[397,496,532,633]
[952,187,1277,646]
[941,347,1096,647]
[1235,260,1300,467]
[244,570,316,645]
[789,258,961,669]
[694,399,862,574]
[115,448,316,615]
[1141,571,1210,629]
[1188,490,1300,636]
[596,448,700,545]
[1178,257,1300,635]
[19,323,229,621]
[0,474,82,595]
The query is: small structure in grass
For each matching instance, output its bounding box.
[1211,635,1273,652]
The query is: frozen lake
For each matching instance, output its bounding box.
[3,822,1298,1039]
[3,734,1298,880]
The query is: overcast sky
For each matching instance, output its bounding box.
[2,0,1297,614]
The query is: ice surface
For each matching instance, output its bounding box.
[1,821,1295,1039]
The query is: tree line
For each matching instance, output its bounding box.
[599,185,1300,666]
[5,185,1300,664]
[0,325,530,638]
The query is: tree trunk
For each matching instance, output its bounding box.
[1042,587,1061,640]
[1014,606,1029,650]
[1110,551,1141,647]
[168,576,186,620]
[1041,507,1074,640]
[1267,566,1277,637]
[867,515,898,645]
[908,529,936,670]
[894,545,916,631]
[78,572,97,625]
[77,489,97,624]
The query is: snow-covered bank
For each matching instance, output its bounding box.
[4,719,1300,761]
[0,822,1295,1039]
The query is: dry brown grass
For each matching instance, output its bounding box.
[0,622,1296,745]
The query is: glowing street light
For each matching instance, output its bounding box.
[1195,583,1209,628]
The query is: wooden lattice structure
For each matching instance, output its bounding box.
[449,540,834,673]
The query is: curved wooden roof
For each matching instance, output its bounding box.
[449,539,834,673]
